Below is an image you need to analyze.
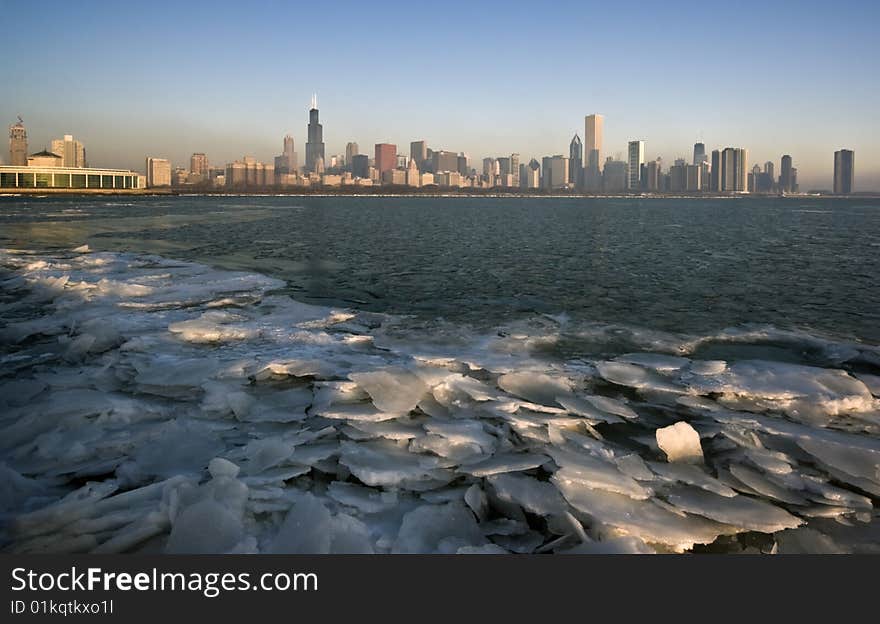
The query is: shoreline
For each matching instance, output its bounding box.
[1,188,878,199]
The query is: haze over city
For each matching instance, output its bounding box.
[2,0,879,189]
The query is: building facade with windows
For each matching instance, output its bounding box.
[0,165,141,191]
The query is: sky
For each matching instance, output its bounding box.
[2,0,879,190]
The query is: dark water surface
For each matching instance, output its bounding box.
[2,195,878,347]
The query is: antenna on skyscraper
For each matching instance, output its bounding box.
[17,115,23,124]
[311,94,317,110]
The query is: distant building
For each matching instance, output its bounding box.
[584,114,604,190]
[833,149,854,194]
[224,156,274,188]
[305,94,325,173]
[542,155,569,190]
[145,157,171,187]
[686,164,702,192]
[273,136,297,175]
[1,164,140,191]
[8,117,28,166]
[603,157,627,192]
[190,152,209,176]
[28,150,63,167]
[50,135,87,168]
[406,157,420,187]
[569,134,583,188]
[410,141,427,169]
[710,148,747,192]
[345,142,359,169]
[627,140,645,190]
[521,159,540,189]
[779,154,795,193]
[381,168,406,185]
[668,159,687,192]
[351,153,369,179]
[374,143,397,174]
[644,158,661,191]
[483,157,498,179]
[431,150,459,173]
[510,153,520,186]
[693,142,707,165]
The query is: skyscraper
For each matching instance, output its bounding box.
[190,153,209,176]
[145,157,171,187]
[779,154,794,193]
[410,141,427,169]
[274,136,296,176]
[50,135,87,168]
[693,142,707,165]
[510,153,520,186]
[569,134,583,188]
[834,149,855,194]
[374,143,397,174]
[345,142,359,170]
[719,147,748,192]
[584,114,604,190]
[8,117,28,166]
[627,140,645,191]
[351,154,369,179]
[305,94,325,173]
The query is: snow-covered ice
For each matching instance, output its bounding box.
[1,247,878,554]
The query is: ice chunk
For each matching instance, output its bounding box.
[497,372,573,406]
[349,367,428,415]
[666,488,802,533]
[554,479,737,552]
[268,494,332,554]
[728,464,808,505]
[656,422,704,464]
[327,482,398,514]
[648,462,736,497]
[617,353,690,371]
[548,447,653,500]
[165,499,243,554]
[596,361,685,394]
[208,458,240,479]
[555,395,626,424]
[459,453,549,477]
[488,473,567,516]
[240,439,293,474]
[392,502,486,553]
[339,440,445,488]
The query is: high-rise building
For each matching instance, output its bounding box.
[644,159,661,191]
[627,140,645,191]
[569,134,583,189]
[719,147,748,192]
[542,155,569,190]
[145,157,172,187]
[431,150,459,173]
[345,142,359,170]
[406,157,420,187]
[522,158,541,189]
[584,114,604,190]
[374,143,397,174]
[779,154,794,193]
[50,135,87,168]
[833,149,855,194]
[603,157,627,192]
[457,153,469,176]
[710,150,721,191]
[483,158,498,179]
[693,142,707,165]
[686,164,702,192]
[510,153,520,186]
[8,117,27,166]
[410,141,427,169]
[351,154,369,179]
[305,94,325,173]
[274,136,297,175]
[190,153,209,176]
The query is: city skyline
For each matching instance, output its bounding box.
[1,0,878,189]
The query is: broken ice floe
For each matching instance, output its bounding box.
[1,247,879,554]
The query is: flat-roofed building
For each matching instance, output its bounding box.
[833,149,854,194]
[146,157,171,187]
[375,143,397,174]
[50,135,87,168]
[0,164,141,191]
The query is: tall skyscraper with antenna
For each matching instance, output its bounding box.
[305,94,325,173]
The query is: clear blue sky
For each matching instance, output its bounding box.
[2,0,878,189]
